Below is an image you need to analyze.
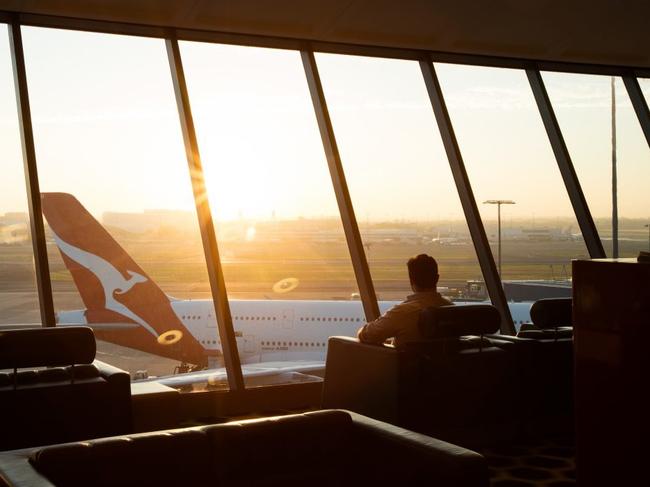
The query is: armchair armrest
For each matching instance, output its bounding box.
[322,337,402,423]
[93,359,128,378]
[0,449,55,487]
[93,360,133,434]
[93,359,130,388]
[348,410,489,487]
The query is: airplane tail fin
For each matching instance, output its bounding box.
[41,193,163,316]
[41,193,206,364]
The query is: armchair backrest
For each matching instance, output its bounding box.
[418,305,501,347]
[530,298,572,329]
[517,298,573,340]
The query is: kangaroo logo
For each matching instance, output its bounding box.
[52,231,159,338]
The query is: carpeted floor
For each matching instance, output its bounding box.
[482,439,576,486]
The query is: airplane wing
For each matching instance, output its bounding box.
[1,322,141,331]
[136,360,325,390]
[58,322,141,330]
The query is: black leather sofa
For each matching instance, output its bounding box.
[0,327,132,451]
[0,409,488,487]
[322,305,519,448]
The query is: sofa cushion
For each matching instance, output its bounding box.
[38,367,72,383]
[404,336,494,355]
[2,367,73,389]
[66,364,101,380]
[0,375,131,451]
[517,326,573,339]
[30,429,213,487]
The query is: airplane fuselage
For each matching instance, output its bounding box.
[58,299,532,365]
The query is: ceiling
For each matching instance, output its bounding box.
[1,0,648,69]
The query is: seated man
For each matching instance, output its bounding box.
[357,254,452,347]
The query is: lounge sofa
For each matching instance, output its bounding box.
[0,409,488,487]
[322,305,518,448]
[0,327,132,451]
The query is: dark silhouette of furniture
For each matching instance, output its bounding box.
[518,297,573,339]
[0,409,488,487]
[489,297,574,438]
[322,305,518,448]
[573,258,650,486]
[0,327,132,451]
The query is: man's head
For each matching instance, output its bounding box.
[407,254,439,292]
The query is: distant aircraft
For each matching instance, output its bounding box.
[430,231,468,246]
[0,222,29,244]
[42,193,532,385]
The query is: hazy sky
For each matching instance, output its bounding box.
[1,25,648,222]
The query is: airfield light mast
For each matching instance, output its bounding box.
[612,76,619,258]
[484,200,516,277]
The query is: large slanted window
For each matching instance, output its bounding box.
[436,63,589,314]
[543,72,650,258]
[22,27,218,388]
[0,24,40,326]
[640,78,650,101]
[315,54,485,306]
[179,41,359,387]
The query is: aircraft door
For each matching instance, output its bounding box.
[280,309,294,329]
[244,334,257,354]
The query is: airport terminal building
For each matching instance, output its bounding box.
[0,2,648,485]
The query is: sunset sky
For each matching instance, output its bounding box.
[1,25,648,223]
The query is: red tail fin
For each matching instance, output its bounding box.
[41,193,207,365]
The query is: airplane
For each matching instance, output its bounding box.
[42,192,533,386]
[430,231,469,246]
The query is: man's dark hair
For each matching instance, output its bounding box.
[407,254,439,289]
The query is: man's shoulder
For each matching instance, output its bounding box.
[387,299,419,313]
[387,293,453,315]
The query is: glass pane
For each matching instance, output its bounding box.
[436,63,589,320]
[180,41,358,387]
[0,24,40,326]
[640,78,650,105]
[543,72,650,257]
[316,53,485,305]
[23,27,218,390]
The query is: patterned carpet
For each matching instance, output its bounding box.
[482,440,576,486]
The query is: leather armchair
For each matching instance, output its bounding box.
[0,327,132,451]
[322,305,519,448]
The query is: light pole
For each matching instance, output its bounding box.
[611,76,619,258]
[645,224,650,252]
[484,200,516,276]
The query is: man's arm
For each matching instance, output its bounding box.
[357,306,403,345]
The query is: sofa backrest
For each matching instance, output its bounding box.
[31,429,213,487]
[29,410,357,487]
[208,410,355,486]
[0,327,96,370]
